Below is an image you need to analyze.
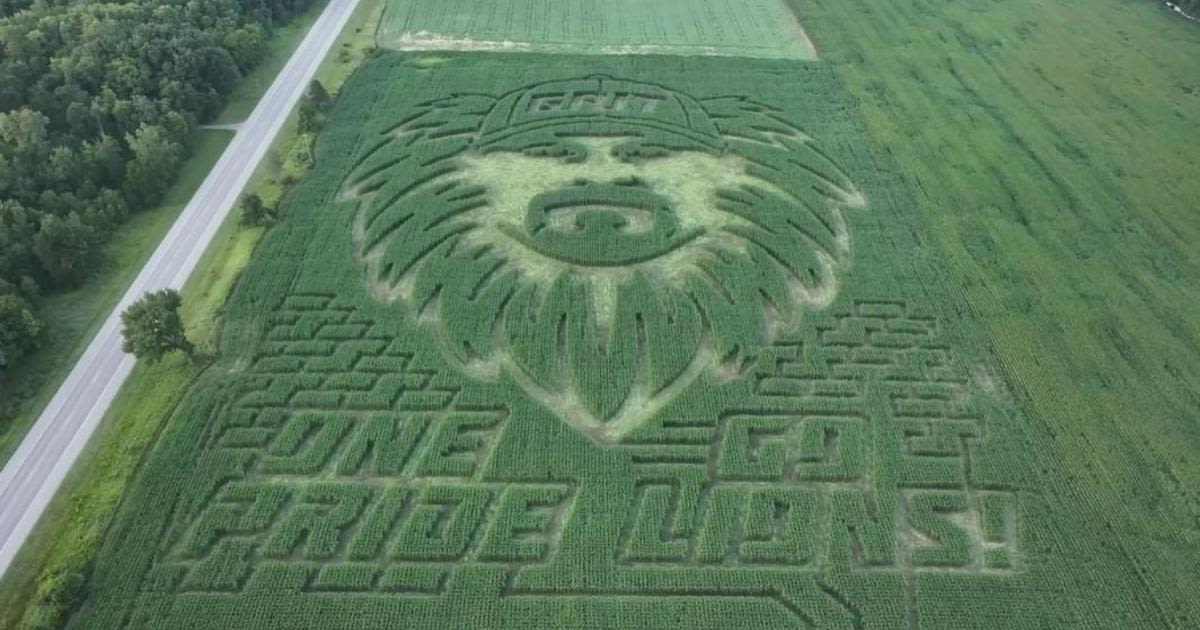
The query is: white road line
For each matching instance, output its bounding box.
[0,0,362,579]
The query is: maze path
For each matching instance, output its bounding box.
[153,296,1019,621]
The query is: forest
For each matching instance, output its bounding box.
[0,0,314,414]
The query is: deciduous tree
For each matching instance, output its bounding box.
[0,293,41,369]
[32,213,93,286]
[123,124,182,206]
[298,79,332,134]
[239,192,274,227]
[120,288,192,362]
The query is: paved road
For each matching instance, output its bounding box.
[0,0,361,579]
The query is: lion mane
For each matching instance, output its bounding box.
[341,76,865,442]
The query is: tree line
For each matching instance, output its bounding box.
[0,0,315,413]
[114,81,334,368]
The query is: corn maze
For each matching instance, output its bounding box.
[66,52,1045,629]
[150,293,1017,599]
[69,49,1094,630]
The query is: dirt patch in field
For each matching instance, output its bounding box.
[392,30,819,60]
[778,5,821,58]
[393,31,537,53]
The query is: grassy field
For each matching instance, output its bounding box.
[377,0,817,58]
[794,0,1200,624]
[33,0,1200,627]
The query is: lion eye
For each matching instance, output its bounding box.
[612,144,670,163]
[613,176,646,187]
[517,143,587,163]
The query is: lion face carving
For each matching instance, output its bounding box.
[343,76,865,443]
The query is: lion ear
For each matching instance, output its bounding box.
[343,93,498,197]
[388,93,498,143]
[701,96,864,208]
[700,96,809,145]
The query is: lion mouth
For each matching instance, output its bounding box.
[537,204,656,235]
[499,183,702,267]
